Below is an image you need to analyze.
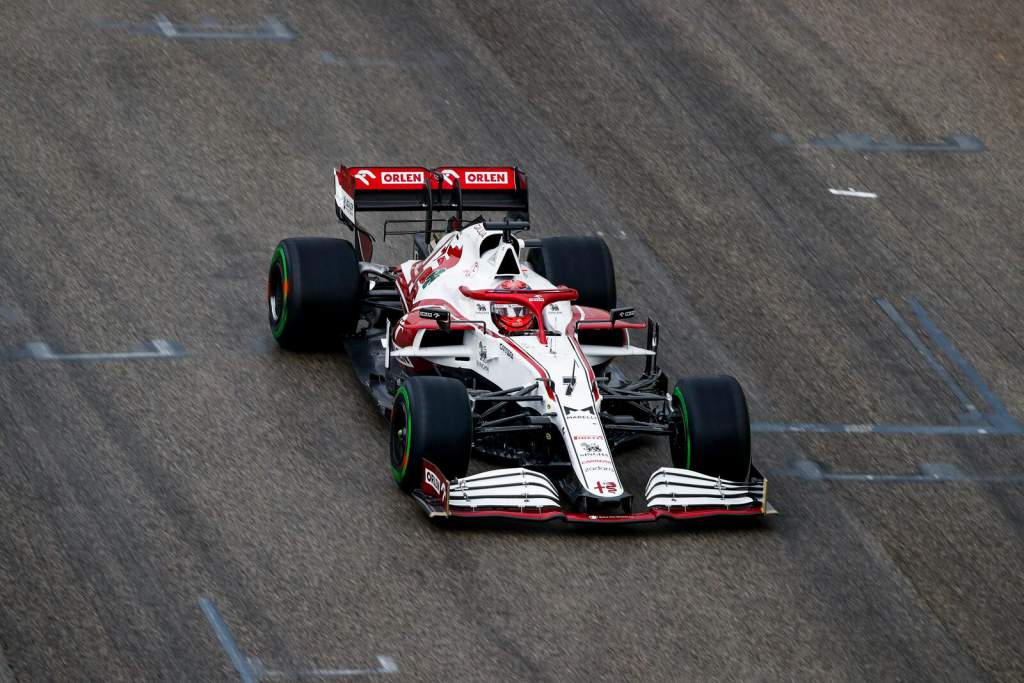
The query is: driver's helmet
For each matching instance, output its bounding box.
[491,279,536,333]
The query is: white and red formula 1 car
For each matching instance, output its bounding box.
[266,165,771,524]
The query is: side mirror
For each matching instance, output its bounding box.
[610,307,635,322]
[419,306,451,330]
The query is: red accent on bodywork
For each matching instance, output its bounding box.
[576,320,647,330]
[566,306,598,397]
[421,460,449,510]
[444,505,765,524]
[575,305,646,330]
[335,168,356,196]
[460,286,578,344]
[393,310,477,348]
[488,332,556,400]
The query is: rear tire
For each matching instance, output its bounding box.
[528,236,616,310]
[390,376,472,493]
[670,376,751,482]
[267,237,362,350]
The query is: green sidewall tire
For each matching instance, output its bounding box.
[390,377,472,493]
[670,375,751,482]
[267,237,362,351]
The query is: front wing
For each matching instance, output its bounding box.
[414,461,776,525]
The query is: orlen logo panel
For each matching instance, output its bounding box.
[463,170,508,185]
[424,467,446,498]
[381,170,424,185]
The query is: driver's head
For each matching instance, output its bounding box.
[492,279,536,333]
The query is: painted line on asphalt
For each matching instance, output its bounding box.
[771,132,986,153]
[154,14,178,37]
[751,422,1011,436]
[20,339,185,362]
[908,298,1022,431]
[771,459,1024,484]
[829,188,877,198]
[252,655,400,679]
[755,298,1023,436]
[199,598,258,683]
[153,15,294,40]
[199,598,399,681]
[877,298,984,423]
[97,15,295,40]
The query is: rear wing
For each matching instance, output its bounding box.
[334,166,528,258]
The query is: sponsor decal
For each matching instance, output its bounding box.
[353,169,376,186]
[581,462,614,473]
[463,170,508,185]
[529,295,544,302]
[478,340,488,361]
[420,268,445,288]
[382,170,424,185]
[475,302,488,313]
[593,481,618,495]
[440,169,459,185]
[499,344,513,360]
[428,242,463,272]
[580,442,603,454]
[424,467,447,498]
[336,187,355,222]
[573,434,605,441]
[565,406,595,419]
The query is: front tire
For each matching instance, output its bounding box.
[670,376,751,482]
[267,237,362,350]
[390,377,472,493]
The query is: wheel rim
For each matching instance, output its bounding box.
[390,388,412,482]
[268,265,283,323]
[672,387,692,470]
[267,247,289,337]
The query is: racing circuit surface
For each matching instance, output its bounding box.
[1,1,1023,680]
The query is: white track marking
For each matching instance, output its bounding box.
[263,16,293,40]
[154,15,177,37]
[23,339,183,361]
[199,598,257,683]
[829,187,878,198]
[257,656,399,678]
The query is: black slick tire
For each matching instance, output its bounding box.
[528,236,616,310]
[267,237,362,350]
[670,375,751,482]
[390,376,472,493]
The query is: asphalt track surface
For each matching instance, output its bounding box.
[1,2,1023,681]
